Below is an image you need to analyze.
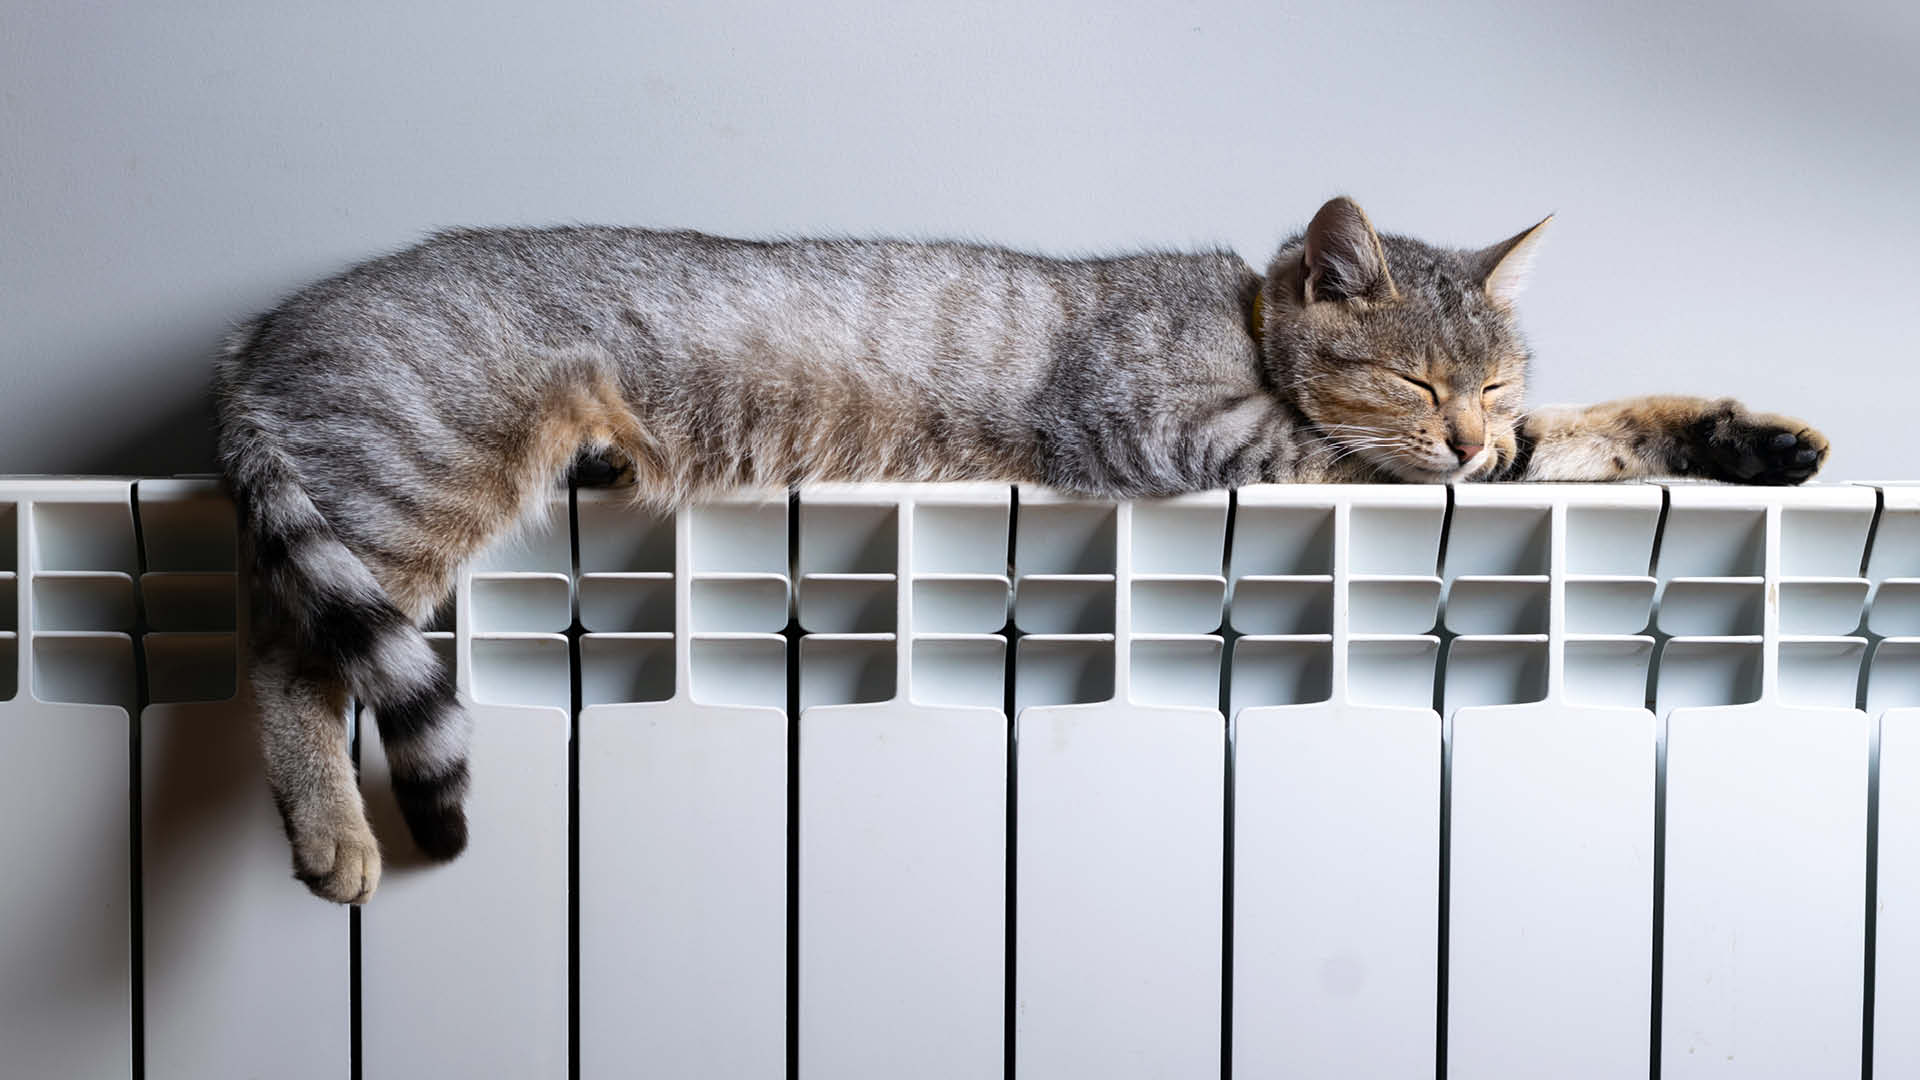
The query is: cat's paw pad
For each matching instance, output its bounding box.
[291,813,383,905]
[567,449,638,488]
[1697,404,1829,486]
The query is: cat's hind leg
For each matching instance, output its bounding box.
[251,623,381,904]
[230,442,477,901]
[344,366,656,866]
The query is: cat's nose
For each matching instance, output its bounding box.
[1451,441,1483,464]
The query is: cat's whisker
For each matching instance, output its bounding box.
[1301,434,1398,472]
[1312,431,1399,456]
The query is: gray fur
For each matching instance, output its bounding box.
[216,197,1828,901]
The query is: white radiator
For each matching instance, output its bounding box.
[0,477,1913,1078]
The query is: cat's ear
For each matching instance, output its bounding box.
[1475,215,1553,308]
[1303,196,1396,304]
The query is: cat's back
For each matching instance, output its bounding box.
[239,226,695,348]
[223,226,1255,391]
[254,224,1252,330]
[253,225,1062,327]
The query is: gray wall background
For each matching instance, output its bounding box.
[3,0,1913,479]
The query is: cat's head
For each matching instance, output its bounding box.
[1259,196,1550,481]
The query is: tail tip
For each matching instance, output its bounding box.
[404,804,469,862]
[393,772,470,861]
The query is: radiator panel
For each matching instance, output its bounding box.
[797,485,1009,1079]
[801,703,1006,1077]
[1010,491,1229,1077]
[1233,701,1439,1077]
[0,481,137,1079]
[1231,485,1444,1077]
[578,492,790,1077]
[143,701,348,1080]
[1876,706,1920,1076]
[1870,487,1920,1075]
[1661,703,1868,1076]
[0,701,136,1080]
[1016,701,1225,1077]
[357,702,571,1079]
[135,479,349,1080]
[1443,485,1661,1075]
[1447,703,1654,1076]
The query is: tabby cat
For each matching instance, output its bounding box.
[215,196,1827,903]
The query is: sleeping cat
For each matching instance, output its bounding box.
[215,196,1827,903]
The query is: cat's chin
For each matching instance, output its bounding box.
[1387,450,1496,484]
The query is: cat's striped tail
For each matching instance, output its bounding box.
[219,403,472,862]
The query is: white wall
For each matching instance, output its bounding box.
[2,0,1912,478]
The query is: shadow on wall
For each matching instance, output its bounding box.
[10,322,227,478]
[74,388,220,479]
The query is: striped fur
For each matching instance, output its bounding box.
[219,338,472,870]
[215,196,1827,903]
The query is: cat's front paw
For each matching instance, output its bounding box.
[290,808,383,904]
[1692,402,1829,486]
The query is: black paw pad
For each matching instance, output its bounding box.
[1701,416,1828,486]
[568,450,636,487]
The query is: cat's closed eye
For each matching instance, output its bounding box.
[1395,373,1438,405]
